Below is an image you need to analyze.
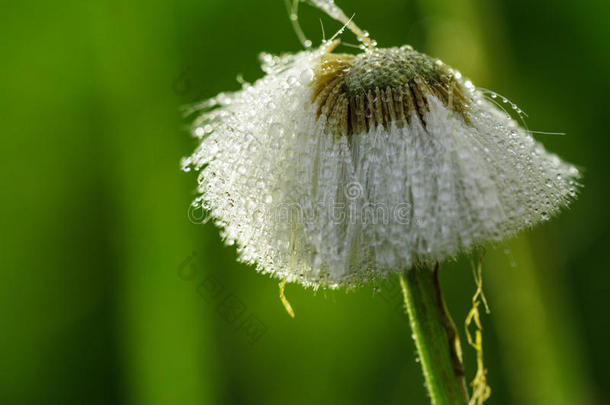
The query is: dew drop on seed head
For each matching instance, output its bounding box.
[300,68,314,84]
[269,122,285,138]
[286,76,298,87]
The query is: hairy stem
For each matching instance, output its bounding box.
[400,263,469,405]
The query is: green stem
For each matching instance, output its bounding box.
[400,263,469,405]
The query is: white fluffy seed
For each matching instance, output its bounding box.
[183,41,580,288]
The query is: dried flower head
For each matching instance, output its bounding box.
[182,1,580,288]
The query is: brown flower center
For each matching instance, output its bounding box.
[311,46,469,136]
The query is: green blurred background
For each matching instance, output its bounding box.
[1,0,609,404]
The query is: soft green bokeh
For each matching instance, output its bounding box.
[1,0,608,404]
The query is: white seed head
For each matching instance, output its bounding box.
[183,37,579,289]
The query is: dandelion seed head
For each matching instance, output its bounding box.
[183,6,580,289]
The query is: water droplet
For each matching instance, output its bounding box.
[270,122,285,138]
[299,68,314,84]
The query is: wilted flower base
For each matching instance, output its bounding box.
[182,41,579,288]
